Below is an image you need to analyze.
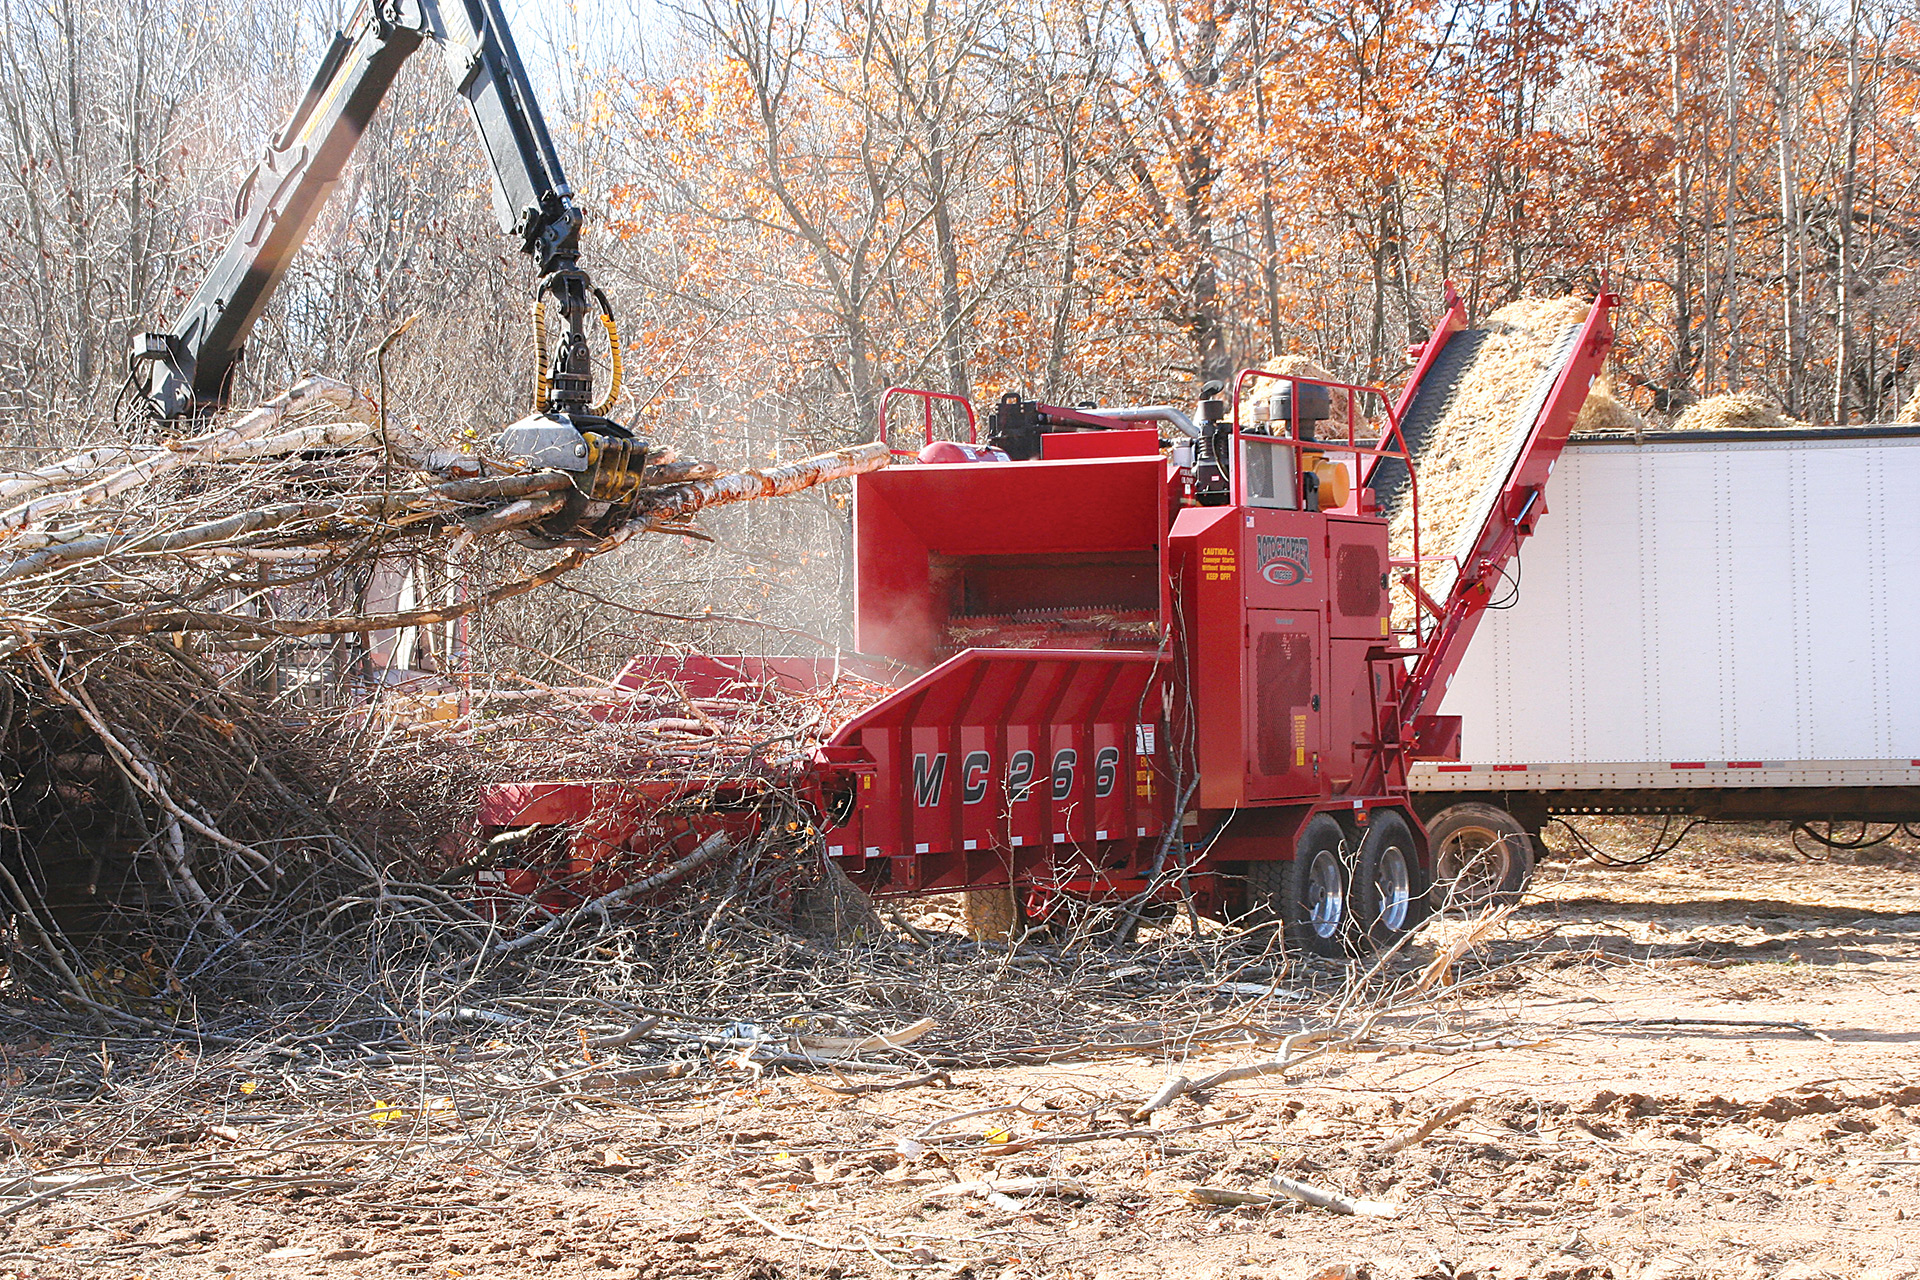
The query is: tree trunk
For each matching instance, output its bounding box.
[1720,0,1740,388]
[1773,0,1801,416]
[59,0,91,395]
[1189,254,1232,387]
[1044,151,1082,402]
[924,0,970,403]
[1254,64,1282,357]
[1834,0,1860,426]
[1665,0,1698,400]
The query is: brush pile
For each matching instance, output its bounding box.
[391,666,896,769]
[0,376,886,658]
[0,374,889,1029]
[353,659,901,872]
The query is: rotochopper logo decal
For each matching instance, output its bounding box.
[1256,535,1311,586]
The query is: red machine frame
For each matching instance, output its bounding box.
[475,287,1618,947]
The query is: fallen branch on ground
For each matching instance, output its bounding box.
[808,1071,953,1096]
[1266,1172,1401,1218]
[921,1176,1092,1212]
[492,832,733,955]
[1373,1096,1479,1155]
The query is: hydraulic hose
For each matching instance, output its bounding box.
[591,287,623,417]
[530,292,550,413]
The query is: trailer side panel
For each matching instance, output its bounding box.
[1412,430,1920,792]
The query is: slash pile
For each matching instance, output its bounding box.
[0,376,886,657]
[0,373,888,1022]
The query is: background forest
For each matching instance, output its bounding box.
[0,0,1914,662]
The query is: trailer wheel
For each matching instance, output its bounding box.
[1243,814,1352,959]
[1354,810,1431,950]
[1427,802,1534,911]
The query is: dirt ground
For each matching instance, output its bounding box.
[8,827,1920,1280]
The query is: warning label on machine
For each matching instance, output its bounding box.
[1200,547,1236,581]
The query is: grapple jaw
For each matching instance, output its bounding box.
[496,411,653,546]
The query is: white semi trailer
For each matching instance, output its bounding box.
[1409,424,1920,894]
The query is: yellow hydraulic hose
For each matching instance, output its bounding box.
[593,309,623,417]
[530,294,550,412]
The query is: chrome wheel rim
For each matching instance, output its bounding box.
[1435,826,1512,908]
[1374,844,1412,931]
[1306,848,1345,939]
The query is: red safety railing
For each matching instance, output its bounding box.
[1227,365,1426,644]
[878,387,978,459]
[1226,367,1433,795]
[1393,291,1618,735]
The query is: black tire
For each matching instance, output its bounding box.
[1426,801,1535,911]
[1240,814,1352,958]
[1354,809,1432,950]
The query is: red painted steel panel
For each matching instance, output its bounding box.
[1245,610,1323,800]
[1327,637,1386,791]
[820,650,1166,874]
[478,782,597,826]
[1171,505,1244,809]
[1040,428,1163,460]
[1325,518,1392,641]
[1243,508,1327,610]
[853,455,1171,669]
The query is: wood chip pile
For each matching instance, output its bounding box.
[1670,392,1805,432]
